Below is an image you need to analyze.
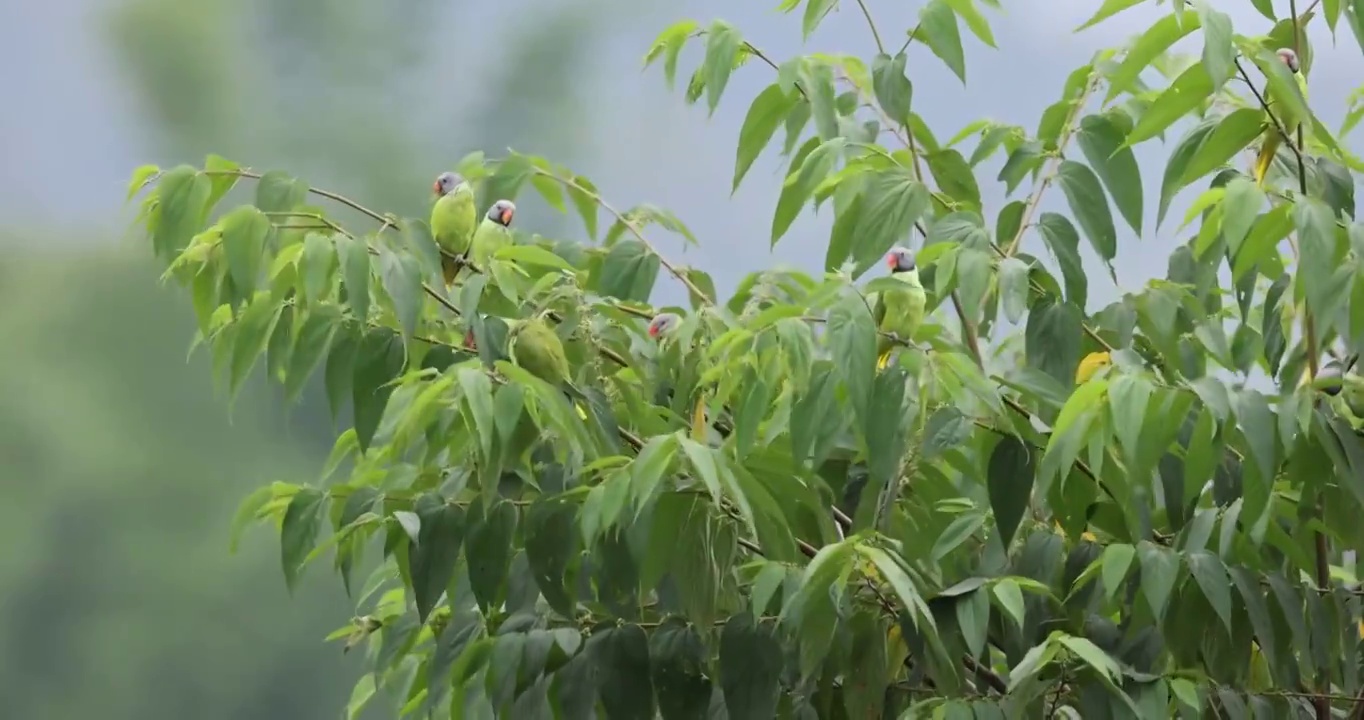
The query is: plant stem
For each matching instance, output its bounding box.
[854,0,886,54]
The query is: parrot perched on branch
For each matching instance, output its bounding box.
[872,247,926,370]
[647,312,681,340]
[1253,48,1309,187]
[508,316,589,420]
[431,172,476,286]
[647,312,707,437]
[471,199,516,270]
[1075,351,1112,385]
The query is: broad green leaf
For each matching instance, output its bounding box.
[798,60,839,140]
[826,288,878,419]
[998,257,1030,323]
[649,620,712,719]
[1296,197,1342,323]
[1125,64,1213,147]
[1197,4,1235,90]
[596,239,661,303]
[919,0,967,84]
[1100,543,1135,601]
[592,625,656,719]
[1221,177,1265,254]
[992,578,1026,629]
[719,613,782,719]
[1137,540,1180,619]
[1037,213,1088,309]
[1180,109,1264,186]
[1105,13,1202,104]
[496,244,576,272]
[352,329,405,453]
[280,487,326,593]
[1076,115,1144,236]
[871,52,912,127]
[863,366,910,530]
[1185,550,1233,634]
[987,435,1034,550]
[802,0,837,38]
[703,20,742,114]
[849,169,930,273]
[466,500,516,613]
[379,250,422,342]
[943,0,997,48]
[773,138,845,247]
[219,205,271,297]
[254,170,308,213]
[407,493,466,623]
[734,84,800,193]
[1157,119,1218,227]
[1075,0,1145,32]
[1025,297,1084,386]
[1056,160,1117,263]
[927,149,982,211]
[336,233,371,321]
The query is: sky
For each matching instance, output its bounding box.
[3,0,1362,316]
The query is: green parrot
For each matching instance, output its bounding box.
[1253,48,1309,187]
[430,171,476,286]
[507,316,588,420]
[471,199,516,269]
[872,246,927,370]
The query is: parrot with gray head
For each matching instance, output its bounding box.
[1253,48,1310,187]
[507,315,589,420]
[872,246,927,370]
[430,172,476,286]
[647,312,682,341]
[471,199,516,270]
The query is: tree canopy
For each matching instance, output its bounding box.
[129,0,1364,717]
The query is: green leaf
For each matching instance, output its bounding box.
[734,84,799,192]
[826,289,878,420]
[467,500,517,613]
[649,619,711,720]
[998,257,1030,323]
[352,329,405,453]
[126,164,160,202]
[987,435,1035,550]
[336,233,371,321]
[1158,119,1218,227]
[1074,0,1145,31]
[955,589,990,657]
[703,20,742,114]
[379,250,422,342]
[525,499,580,617]
[773,137,845,247]
[407,493,466,623]
[848,169,930,273]
[1197,4,1235,90]
[927,149,982,211]
[919,0,966,84]
[152,167,212,260]
[596,239,661,303]
[566,175,600,240]
[1296,197,1342,323]
[458,366,496,462]
[802,0,837,38]
[1125,64,1213,147]
[1221,177,1265,254]
[1025,297,1083,386]
[1105,13,1202,104]
[863,366,910,528]
[719,614,782,719]
[280,487,326,593]
[1058,634,1122,684]
[798,60,839,140]
[496,244,576,272]
[592,625,655,719]
[992,578,1026,629]
[254,170,309,213]
[1180,109,1264,186]
[1056,160,1117,264]
[932,513,986,561]
[1100,544,1136,600]
[1037,213,1088,310]
[872,53,913,127]
[1185,550,1233,634]
[943,0,997,48]
[1137,540,1180,619]
[1076,114,1144,236]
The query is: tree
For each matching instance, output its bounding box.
[128,0,1364,716]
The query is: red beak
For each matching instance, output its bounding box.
[885,253,897,269]
[500,208,513,225]
[433,181,443,195]
[647,324,659,338]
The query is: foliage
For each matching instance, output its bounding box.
[130,0,1364,717]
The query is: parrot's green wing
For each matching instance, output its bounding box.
[431,185,476,284]
[510,319,571,386]
[874,271,926,369]
[471,217,511,270]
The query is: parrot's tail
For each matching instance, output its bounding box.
[691,394,708,441]
[877,349,894,370]
[574,402,588,421]
[1254,133,1280,187]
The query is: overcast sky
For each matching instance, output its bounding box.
[3,0,1362,314]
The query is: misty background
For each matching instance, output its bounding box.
[1,0,1361,717]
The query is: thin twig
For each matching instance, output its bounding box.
[853,0,886,54]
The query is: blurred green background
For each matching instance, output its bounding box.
[6,0,1363,717]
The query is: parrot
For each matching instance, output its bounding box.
[1253,48,1308,187]
[646,312,681,340]
[1313,359,1344,396]
[430,171,476,286]
[647,312,707,436]
[1075,351,1112,385]
[507,316,589,420]
[470,199,516,270]
[872,247,927,370]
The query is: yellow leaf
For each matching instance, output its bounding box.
[1075,351,1112,385]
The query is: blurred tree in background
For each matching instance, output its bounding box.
[0,0,617,717]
